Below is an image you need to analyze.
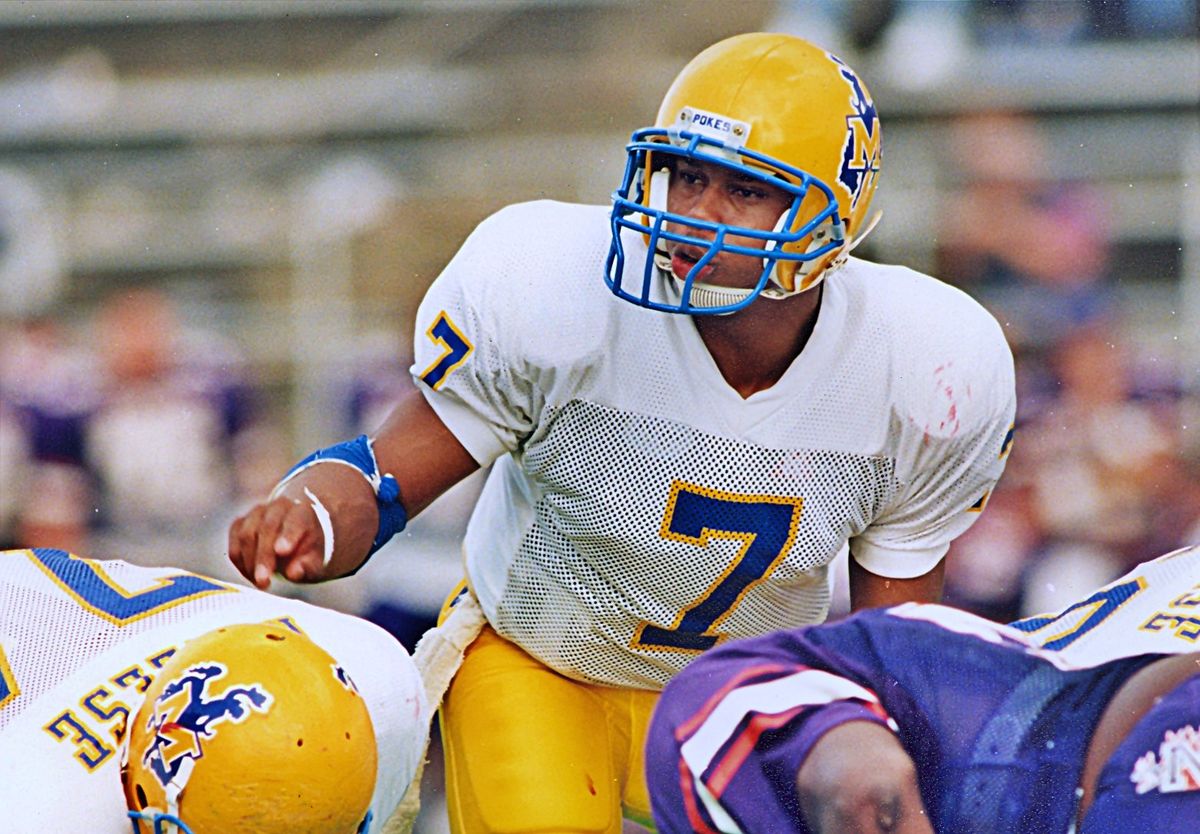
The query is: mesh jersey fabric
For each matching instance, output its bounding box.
[0,548,427,833]
[412,200,1016,689]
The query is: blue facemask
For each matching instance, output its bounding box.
[605,127,844,315]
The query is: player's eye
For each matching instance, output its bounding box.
[732,185,766,199]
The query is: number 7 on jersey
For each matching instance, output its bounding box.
[633,482,803,653]
[420,311,473,390]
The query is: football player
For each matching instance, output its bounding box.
[645,545,1200,833]
[228,32,1016,832]
[0,548,429,833]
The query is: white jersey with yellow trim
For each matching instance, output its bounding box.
[0,548,428,834]
[410,200,1016,689]
[1012,544,1200,665]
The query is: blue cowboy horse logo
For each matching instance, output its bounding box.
[142,662,273,787]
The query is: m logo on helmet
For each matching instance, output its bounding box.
[831,56,881,214]
[141,662,273,789]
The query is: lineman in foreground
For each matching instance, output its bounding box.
[0,547,429,833]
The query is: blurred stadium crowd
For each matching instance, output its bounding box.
[1,3,1196,831]
[1,0,1197,637]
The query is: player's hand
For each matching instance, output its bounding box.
[228,462,379,590]
[227,493,328,589]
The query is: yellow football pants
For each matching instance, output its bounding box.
[439,624,659,833]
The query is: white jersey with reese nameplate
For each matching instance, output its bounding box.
[412,200,1016,690]
[0,549,428,834]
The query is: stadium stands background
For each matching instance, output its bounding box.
[1,2,1197,828]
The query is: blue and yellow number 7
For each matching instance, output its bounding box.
[633,481,803,653]
[28,548,232,625]
[420,311,473,390]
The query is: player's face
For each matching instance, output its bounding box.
[664,158,792,289]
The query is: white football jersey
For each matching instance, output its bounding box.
[412,200,1016,689]
[0,549,428,834]
[1012,544,1200,665]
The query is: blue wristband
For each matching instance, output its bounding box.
[272,434,408,558]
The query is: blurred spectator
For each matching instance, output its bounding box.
[0,316,97,469]
[81,288,265,577]
[942,487,1041,622]
[0,295,287,572]
[1024,327,1175,554]
[344,331,414,436]
[938,107,1197,620]
[945,322,1198,617]
[938,109,1117,357]
[11,459,92,554]
[1136,453,1200,563]
[0,316,99,551]
[1017,541,1124,618]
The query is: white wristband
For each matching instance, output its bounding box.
[304,487,336,568]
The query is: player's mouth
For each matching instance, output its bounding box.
[670,246,713,281]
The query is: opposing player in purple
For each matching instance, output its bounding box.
[646,545,1200,833]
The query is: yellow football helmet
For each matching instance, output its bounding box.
[121,622,378,834]
[606,32,882,314]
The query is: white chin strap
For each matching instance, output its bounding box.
[158,757,192,833]
[138,731,193,833]
[677,282,756,311]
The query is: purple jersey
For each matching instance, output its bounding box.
[646,604,1166,834]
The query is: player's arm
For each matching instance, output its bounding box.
[228,384,479,589]
[796,721,934,834]
[849,307,1014,613]
[849,559,945,611]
